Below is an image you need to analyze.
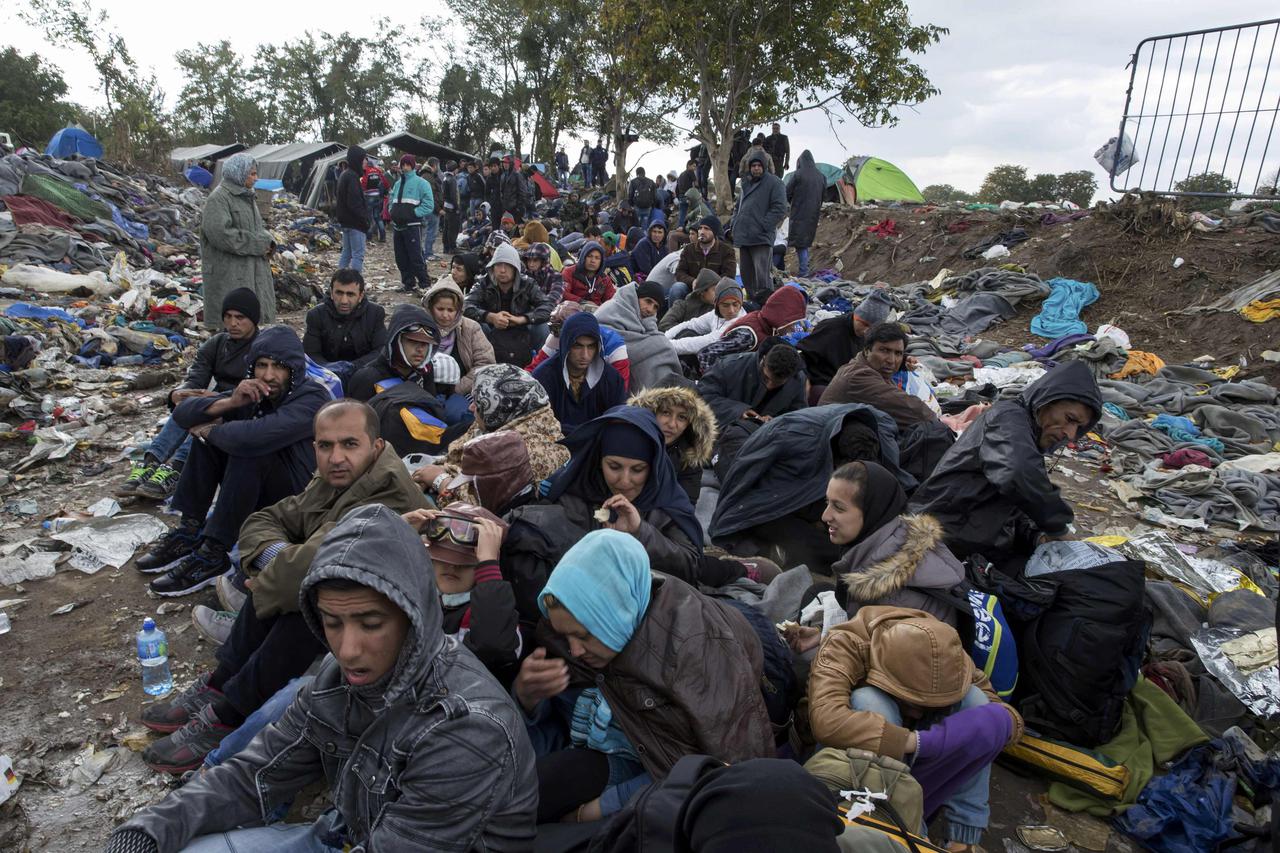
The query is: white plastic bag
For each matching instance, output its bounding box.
[1094,133,1140,176]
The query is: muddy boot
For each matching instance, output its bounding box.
[149,540,230,597]
[135,518,201,574]
[143,703,234,774]
[141,672,219,733]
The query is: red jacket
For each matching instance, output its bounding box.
[561,264,617,306]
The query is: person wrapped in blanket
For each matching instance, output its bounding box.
[515,529,774,826]
[347,303,469,455]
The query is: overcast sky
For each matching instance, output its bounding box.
[5,0,1277,198]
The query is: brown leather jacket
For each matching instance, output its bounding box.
[818,353,938,430]
[602,575,775,779]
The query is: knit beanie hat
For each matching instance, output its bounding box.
[714,278,745,304]
[635,280,666,305]
[501,211,516,225]
[696,215,722,238]
[220,287,262,326]
[692,267,720,294]
[854,290,894,326]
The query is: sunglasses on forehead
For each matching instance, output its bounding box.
[424,514,481,546]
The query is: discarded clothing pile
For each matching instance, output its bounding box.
[1030,277,1099,338]
[961,227,1029,259]
[1180,269,1280,324]
[899,267,1049,337]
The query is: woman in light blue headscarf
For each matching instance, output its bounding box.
[199,152,276,329]
[517,529,775,825]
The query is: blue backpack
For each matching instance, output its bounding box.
[923,582,1018,701]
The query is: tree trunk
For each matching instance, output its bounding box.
[708,139,734,218]
[610,107,627,195]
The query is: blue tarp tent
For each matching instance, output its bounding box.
[45,126,103,159]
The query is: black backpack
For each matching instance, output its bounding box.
[1015,559,1151,748]
[719,598,799,738]
[500,504,584,626]
[633,178,656,208]
[365,170,382,191]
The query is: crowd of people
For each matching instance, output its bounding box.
[107,130,1123,852]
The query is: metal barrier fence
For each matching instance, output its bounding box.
[1110,18,1280,199]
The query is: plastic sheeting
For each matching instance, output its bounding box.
[1117,531,1252,597]
[51,514,168,574]
[1190,627,1280,717]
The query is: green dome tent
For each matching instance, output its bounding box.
[840,156,925,204]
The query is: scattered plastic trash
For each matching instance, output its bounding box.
[0,754,20,804]
[1173,257,1185,268]
[4,498,39,515]
[982,244,1010,260]
[0,612,10,635]
[1094,132,1140,175]
[1015,825,1069,851]
[87,497,121,517]
[1191,627,1280,717]
[0,552,59,585]
[51,514,168,573]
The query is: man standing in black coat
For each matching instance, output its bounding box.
[440,160,461,254]
[675,159,699,227]
[590,140,609,188]
[486,158,504,229]
[786,149,826,277]
[335,146,370,272]
[763,123,791,176]
[303,269,388,378]
[727,130,751,199]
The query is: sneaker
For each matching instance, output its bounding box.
[141,672,218,733]
[216,573,247,614]
[191,605,236,644]
[143,703,233,774]
[135,519,201,574]
[149,542,230,597]
[136,463,181,501]
[116,461,155,497]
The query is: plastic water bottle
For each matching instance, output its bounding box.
[136,618,173,696]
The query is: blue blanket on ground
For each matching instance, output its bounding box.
[1031,277,1099,338]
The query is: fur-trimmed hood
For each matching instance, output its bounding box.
[836,514,965,604]
[628,384,718,467]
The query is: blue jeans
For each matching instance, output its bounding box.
[441,392,474,427]
[204,677,312,769]
[422,214,440,260]
[582,163,593,188]
[667,281,690,307]
[634,206,652,227]
[364,196,384,240]
[148,415,192,466]
[849,684,990,844]
[796,246,811,277]
[338,228,366,271]
[180,808,342,853]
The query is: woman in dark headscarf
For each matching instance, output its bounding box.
[545,405,704,584]
[199,152,275,329]
[823,460,965,623]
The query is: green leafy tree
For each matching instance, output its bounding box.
[578,6,681,186]
[1173,171,1235,195]
[1055,170,1097,207]
[0,48,76,148]
[920,183,974,203]
[17,0,169,165]
[613,0,944,213]
[252,31,410,143]
[434,63,502,156]
[173,41,267,144]
[977,164,1030,203]
[1026,172,1058,201]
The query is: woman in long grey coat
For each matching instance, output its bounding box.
[200,153,275,329]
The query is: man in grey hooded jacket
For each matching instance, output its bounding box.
[106,504,537,853]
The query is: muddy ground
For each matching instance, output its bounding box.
[2,204,1274,850]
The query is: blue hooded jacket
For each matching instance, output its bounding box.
[532,312,626,433]
[173,325,329,490]
[546,405,703,549]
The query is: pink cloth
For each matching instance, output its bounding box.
[1160,448,1216,469]
[941,403,990,434]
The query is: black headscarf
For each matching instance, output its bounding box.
[546,405,704,548]
[848,461,908,550]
